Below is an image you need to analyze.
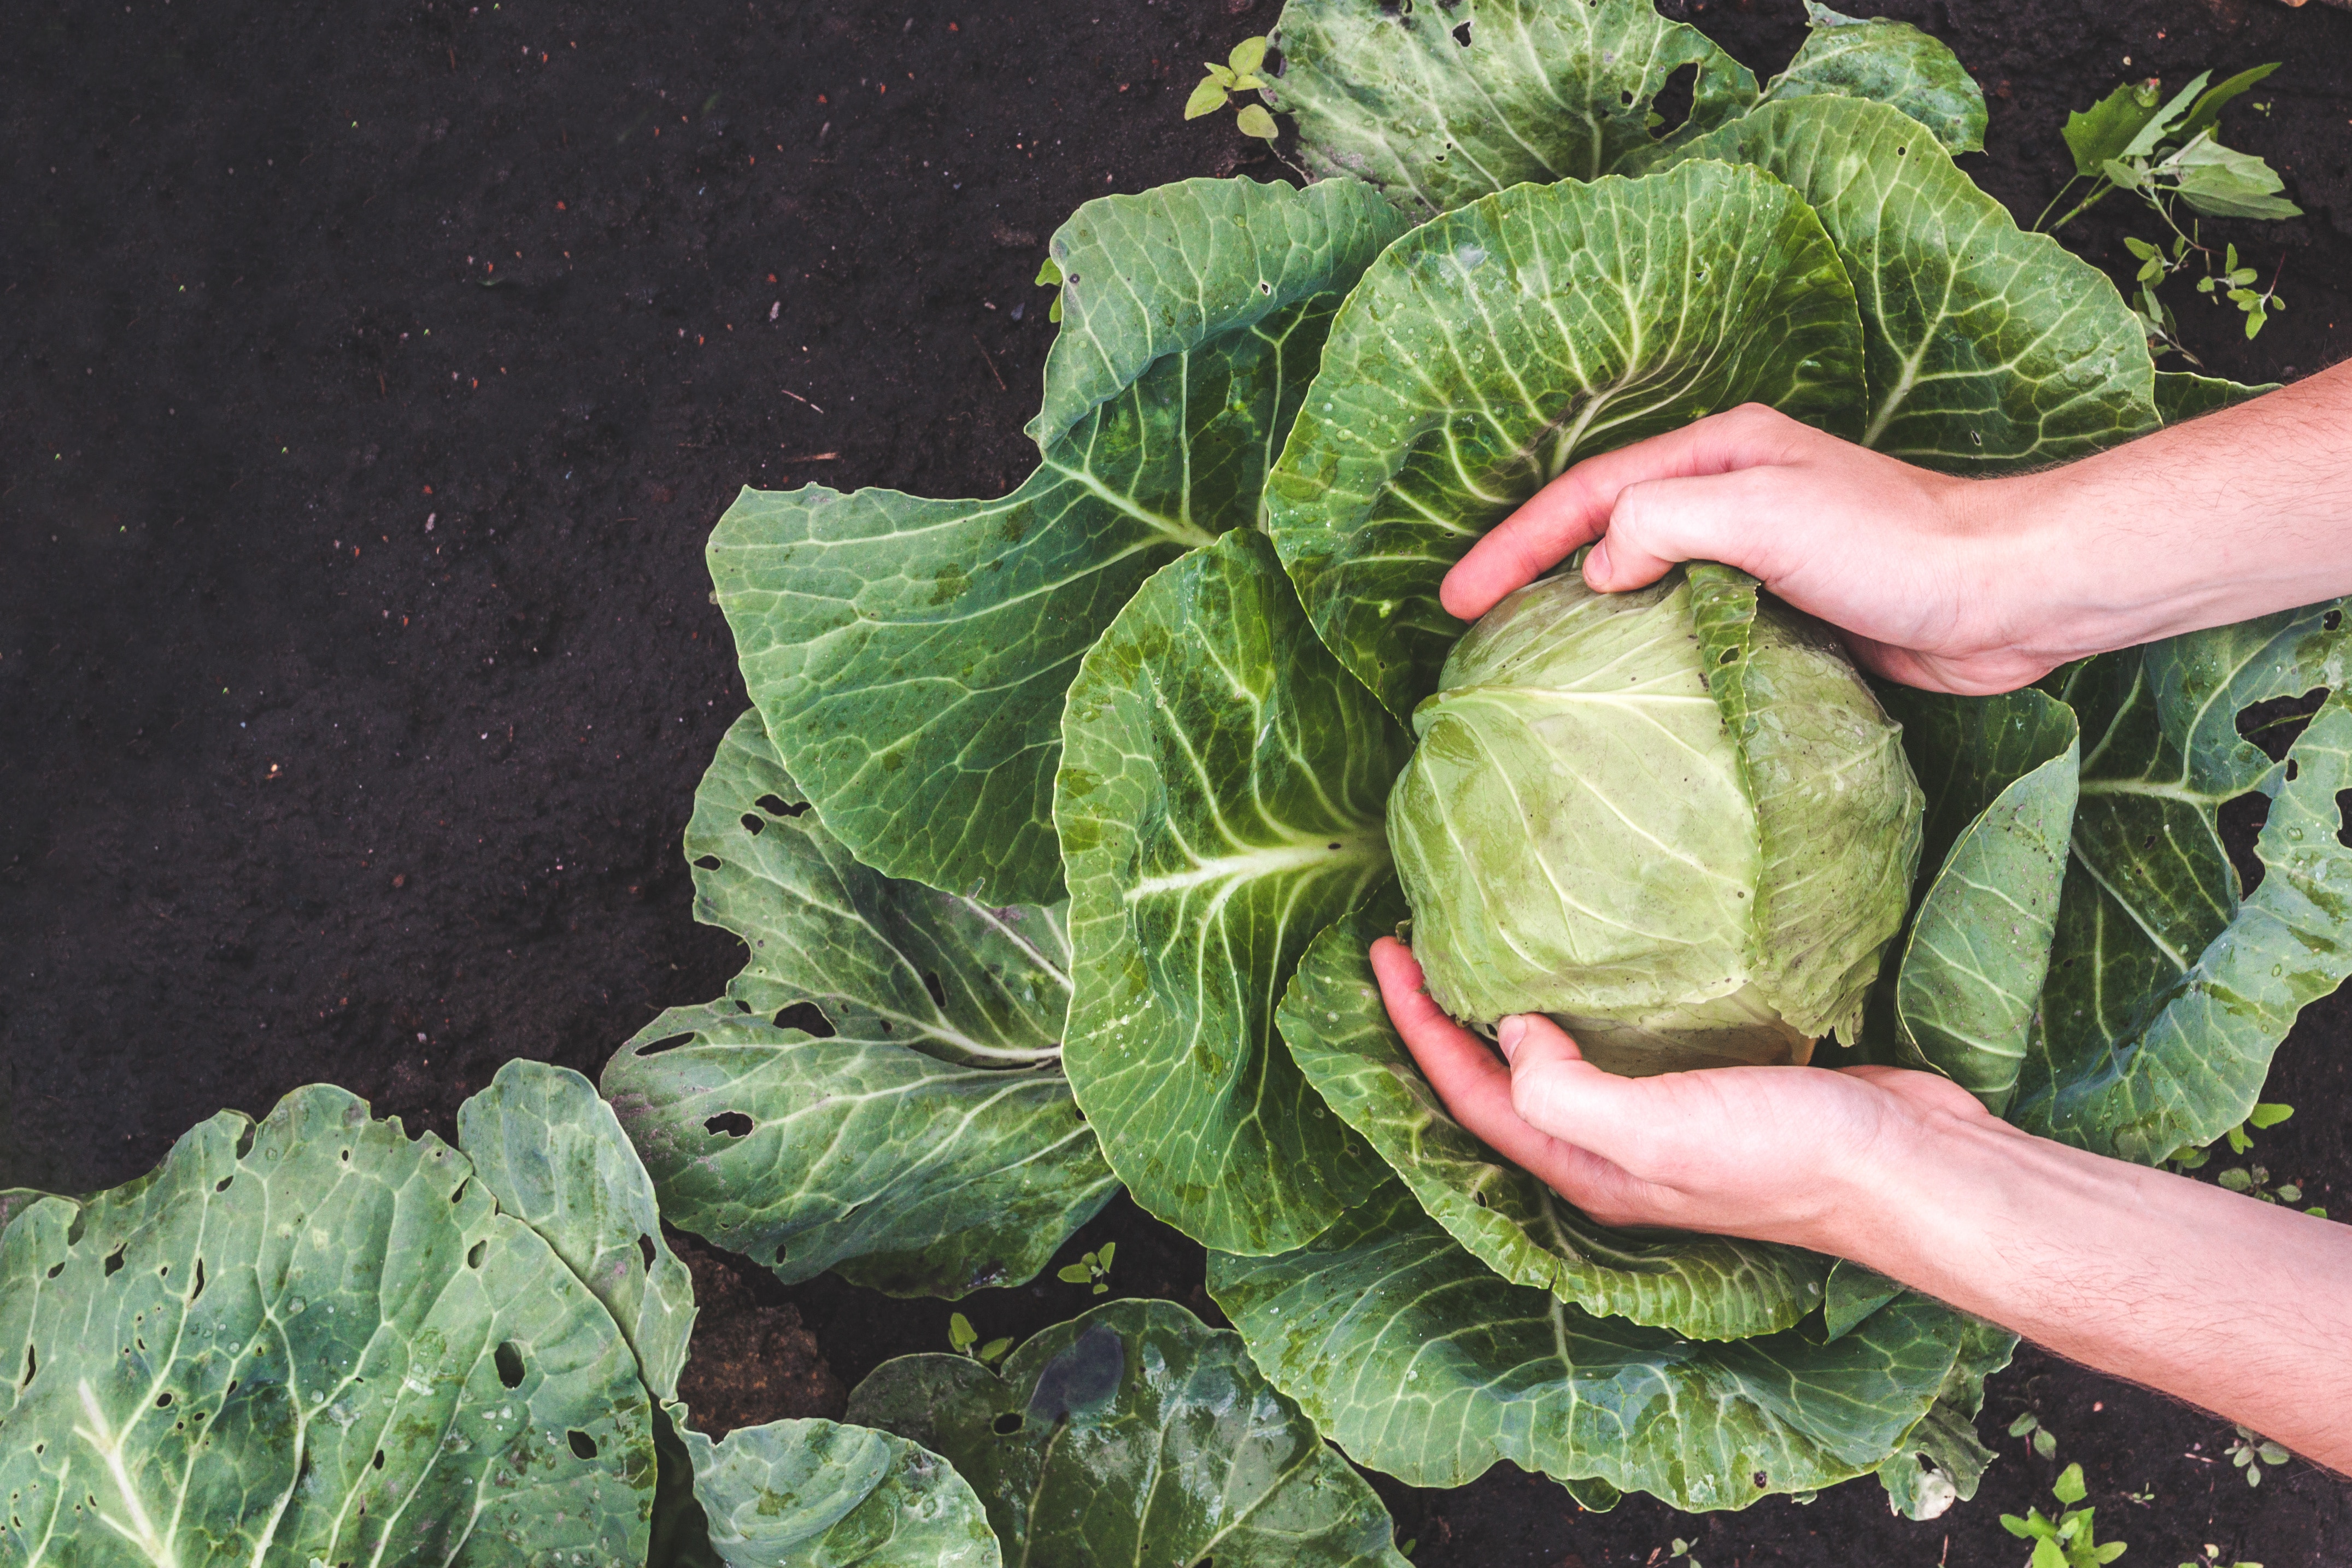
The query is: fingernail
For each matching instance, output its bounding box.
[1585,540,1611,588]
[1497,1015,1527,1062]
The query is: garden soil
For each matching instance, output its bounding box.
[5,0,2350,1562]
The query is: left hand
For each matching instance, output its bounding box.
[1369,937,1992,1250]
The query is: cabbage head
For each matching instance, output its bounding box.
[1389,564,1923,1075]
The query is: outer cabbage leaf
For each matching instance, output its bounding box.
[1686,565,1922,1046]
[1280,896,1832,1341]
[1821,1259,1902,1341]
[2153,369,2277,424]
[1672,97,2159,468]
[2019,601,2352,1162]
[1207,1182,1970,1512]
[0,1087,653,1567]
[1874,1316,2015,1521]
[1264,0,1759,217]
[1057,530,1402,1254]
[845,1300,1410,1568]
[1760,4,1987,155]
[1874,686,2080,1112]
[1268,159,1866,719]
[602,710,1116,1299]
[1028,176,1406,450]
[460,1059,697,1402]
[678,1413,1000,1568]
[714,179,1401,907]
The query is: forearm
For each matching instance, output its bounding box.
[1978,361,2352,665]
[1821,1109,2352,1471]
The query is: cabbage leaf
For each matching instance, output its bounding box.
[1759,3,1987,155]
[1207,1181,1971,1512]
[713,178,1404,906]
[1269,159,1866,718]
[677,1416,1000,1568]
[846,1300,1409,1568]
[1058,530,1403,1254]
[602,709,1116,1298]
[2021,601,2352,1161]
[0,1087,655,1567]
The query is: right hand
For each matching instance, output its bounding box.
[1441,404,2059,695]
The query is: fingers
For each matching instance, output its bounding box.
[1440,404,1811,619]
[1582,469,1790,592]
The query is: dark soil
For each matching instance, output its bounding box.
[4,0,2349,1564]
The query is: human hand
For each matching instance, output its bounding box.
[1440,404,2060,696]
[1368,937,1995,1250]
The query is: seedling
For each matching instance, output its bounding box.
[2180,1547,2261,1568]
[2039,66,2297,356]
[947,1311,1013,1366]
[2225,1426,2290,1488]
[2011,1410,2060,1460]
[2213,1163,2326,1218]
[1643,1542,1701,1568]
[1057,1241,1116,1294]
[1186,36,1279,142]
[2001,1463,2128,1567]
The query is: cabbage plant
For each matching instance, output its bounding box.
[1392,567,1923,1074]
[646,0,2351,1529]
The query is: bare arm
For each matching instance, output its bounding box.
[1444,361,2352,694]
[1370,939,2352,1473]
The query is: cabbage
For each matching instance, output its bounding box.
[1389,566,1923,1073]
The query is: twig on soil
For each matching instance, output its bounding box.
[972,334,1008,391]
[781,387,824,413]
[781,451,840,462]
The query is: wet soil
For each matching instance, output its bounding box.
[4,0,2350,1563]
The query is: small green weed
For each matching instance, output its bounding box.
[2011,1411,2060,1460]
[1057,1241,1116,1294]
[947,1311,1012,1366]
[2180,1547,2261,1568]
[2225,1426,2290,1488]
[2040,66,2297,359]
[1186,37,1278,142]
[2001,1463,2127,1567]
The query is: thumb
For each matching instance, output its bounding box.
[1587,468,1788,592]
[1497,1014,1641,1148]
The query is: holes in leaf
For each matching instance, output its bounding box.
[1451,18,1470,44]
[774,1001,836,1038]
[155,1391,173,1409]
[2236,688,2326,762]
[1618,87,1633,106]
[19,1343,34,1389]
[566,1430,599,1460]
[1256,279,1274,296]
[638,1234,658,1273]
[1719,648,1740,665]
[64,1209,86,1247]
[103,1245,126,1278]
[775,1242,791,1266]
[1473,1190,1489,1207]
[2326,608,2343,632]
[1649,62,1698,136]
[467,1240,486,1269]
[373,1448,386,1470]
[635,1031,696,1056]
[739,812,765,837]
[694,855,723,871]
[2219,792,2269,898]
[494,1341,525,1389]
[705,1111,754,1139]
[190,1258,206,1302]
[755,793,807,818]
[2338,789,2352,850]
[992,1412,1024,1436]
[215,1175,234,1193]
[923,971,948,1009]
[233,1124,257,1160]
[339,1148,350,1163]
[1753,1470,1768,1488]
[45,1261,63,1279]
[450,1179,470,1206]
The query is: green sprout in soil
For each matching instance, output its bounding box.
[2225,1425,2291,1488]
[2181,1547,2262,1568]
[2011,1410,2060,1460]
[948,1311,1013,1366]
[1186,36,1278,142]
[1057,1241,1116,1295]
[2039,65,2297,361]
[2168,1103,2325,1215]
[2002,1463,2128,1568]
